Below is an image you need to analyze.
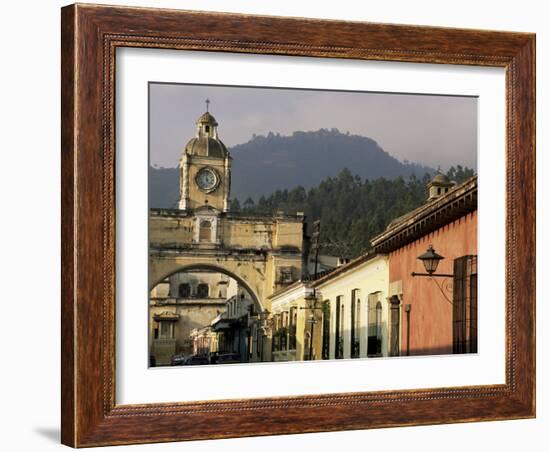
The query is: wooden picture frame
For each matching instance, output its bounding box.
[61,3,535,447]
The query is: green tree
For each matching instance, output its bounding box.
[240,165,476,258]
[243,197,255,212]
[231,198,241,212]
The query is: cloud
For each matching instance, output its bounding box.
[149,83,477,171]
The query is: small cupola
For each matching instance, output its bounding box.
[183,99,229,158]
[426,172,455,201]
[196,98,218,139]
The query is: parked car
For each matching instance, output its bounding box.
[170,354,187,366]
[183,355,210,366]
[215,353,241,364]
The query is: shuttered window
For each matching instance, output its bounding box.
[453,255,478,354]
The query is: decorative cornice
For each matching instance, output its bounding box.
[149,207,304,223]
[371,176,477,253]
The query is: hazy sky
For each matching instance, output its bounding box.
[149,83,477,171]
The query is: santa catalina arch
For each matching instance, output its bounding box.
[149,107,305,364]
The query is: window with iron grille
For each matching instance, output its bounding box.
[335,296,344,359]
[367,292,383,357]
[453,255,478,354]
[322,300,331,359]
[351,289,361,358]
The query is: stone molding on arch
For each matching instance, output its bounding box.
[149,262,265,312]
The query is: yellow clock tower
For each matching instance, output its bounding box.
[178,102,232,212]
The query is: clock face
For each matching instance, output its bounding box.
[196,167,219,192]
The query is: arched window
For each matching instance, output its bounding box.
[178,283,191,298]
[368,292,383,357]
[199,220,212,242]
[197,283,209,298]
[351,289,361,358]
[389,296,401,357]
[335,296,344,359]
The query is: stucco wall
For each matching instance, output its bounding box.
[269,255,390,362]
[316,255,390,359]
[149,211,304,311]
[389,211,477,356]
[150,213,303,250]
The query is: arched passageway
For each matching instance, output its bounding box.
[150,263,264,312]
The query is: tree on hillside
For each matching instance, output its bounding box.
[240,166,476,258]
[230,198,241,212]
[447,165,475,184]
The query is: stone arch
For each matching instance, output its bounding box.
[150,263,264,312]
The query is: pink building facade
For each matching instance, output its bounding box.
[372,176,478,357]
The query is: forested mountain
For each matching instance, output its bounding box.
[149,129,435,208]
[229,129,434,201]
[234,165,475,258]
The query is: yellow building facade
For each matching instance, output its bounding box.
[269,253,390,362]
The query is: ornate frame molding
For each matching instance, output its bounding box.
[61,4,535,447]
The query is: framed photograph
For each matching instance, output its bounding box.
[61,4,535,447]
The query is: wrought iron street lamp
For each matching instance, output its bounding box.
[411,245,453,278]
[411,244,454,305]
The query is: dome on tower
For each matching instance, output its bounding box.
[431,173,451,184]
[184,108,229,158]
[426,171,455,202]
[184,136,228,158]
